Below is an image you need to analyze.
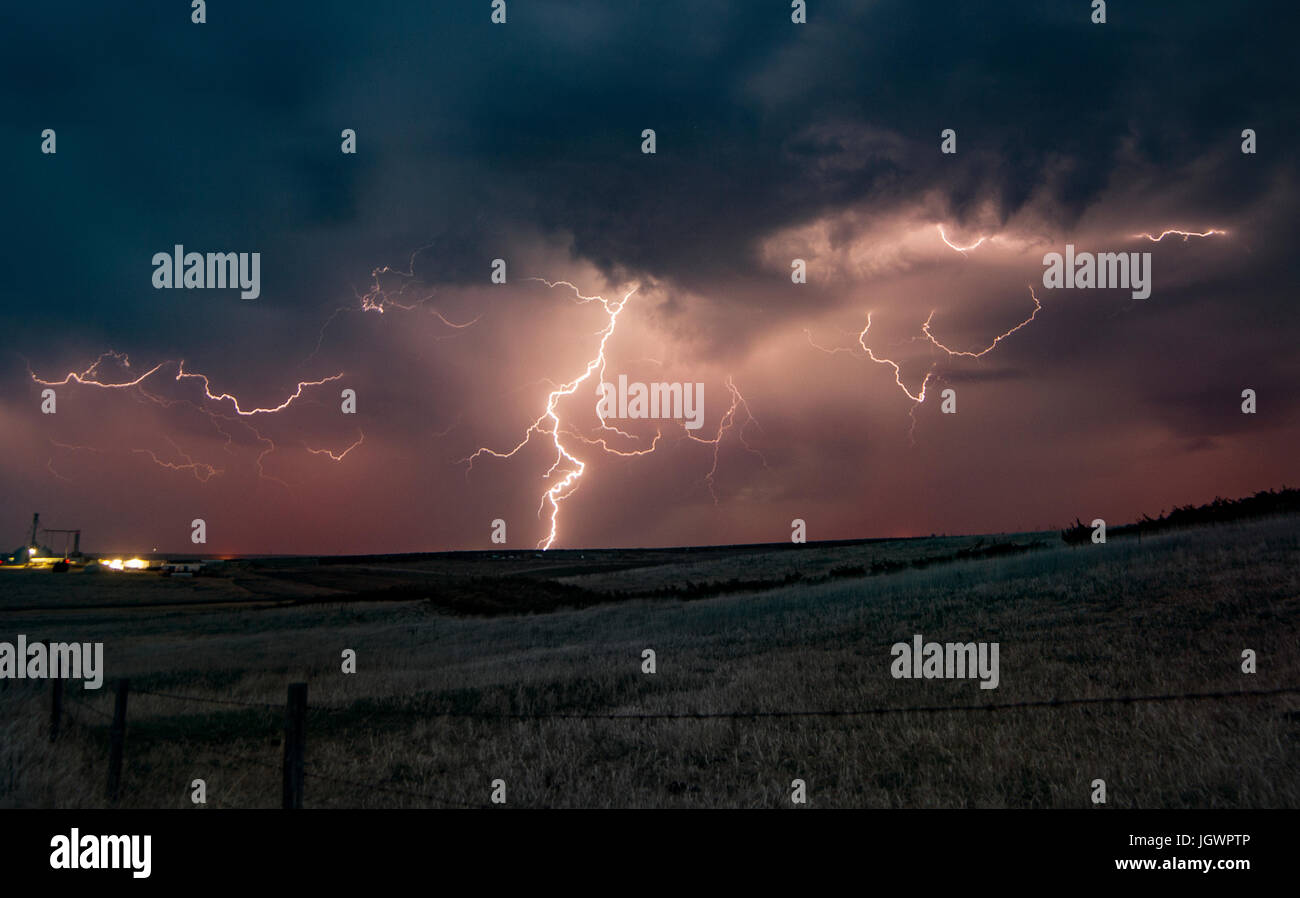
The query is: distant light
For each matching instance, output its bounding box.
[125,558,147,570]
[107,559,124,571]
[27,547,35,555]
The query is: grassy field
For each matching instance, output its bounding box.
[2,516,1297,808]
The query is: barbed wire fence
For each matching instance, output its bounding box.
[21,678,1300,809]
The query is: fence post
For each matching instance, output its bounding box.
[107,678,129,801]
[282,682,307,809]
[49,679,63,742]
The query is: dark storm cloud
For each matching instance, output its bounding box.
[472,0,1298,287]
[4,1,1295,319]
[2,1,1297,553]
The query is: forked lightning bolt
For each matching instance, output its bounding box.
[49,437,222,483]
[852,312,936,403]
[31,354,342,416]
[131,438,223,482]
[920,286,1042,359]
[308,246,482,361]
[463,279,764,548]
[807,286,1042,413]
[685,376,767,504]
[173,364,343,415]
[463,279,641,550]
[31,353,348,485]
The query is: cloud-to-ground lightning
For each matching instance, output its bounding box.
[462,279,641,550]
[463,279,764,548]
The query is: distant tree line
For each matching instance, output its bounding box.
[1061,487,1300,545]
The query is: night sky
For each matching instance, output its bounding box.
[2,1,1296,555]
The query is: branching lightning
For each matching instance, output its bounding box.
[131,438,223,482]
[307,247,482,362]
[920,286,1042,359]
[31,353,347,486]
[306,430,366,462]
[18,208,1240,549]
[685,376,767,503]
[31,242,482,494]
[855,312,938,404]
[48,436,222,483]
[1133,228,1227,242]
[32,355,341,417]
[806,286,1042,440]
[173,363,343,416]
[462,279,641,550]
[463,279,764,548]
[33,351,167,390]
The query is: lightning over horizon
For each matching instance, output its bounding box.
[461,279,766,548]
[4,0,1293,557]
[463,279,642,550]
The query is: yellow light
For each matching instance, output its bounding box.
[107,559,124,571]
[124,558,147,570]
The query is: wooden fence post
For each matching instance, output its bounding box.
[107,679,129,801]
[282,682,307,809]
[49,679,63,742]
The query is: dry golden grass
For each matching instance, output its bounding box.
[2,516,1297,808]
